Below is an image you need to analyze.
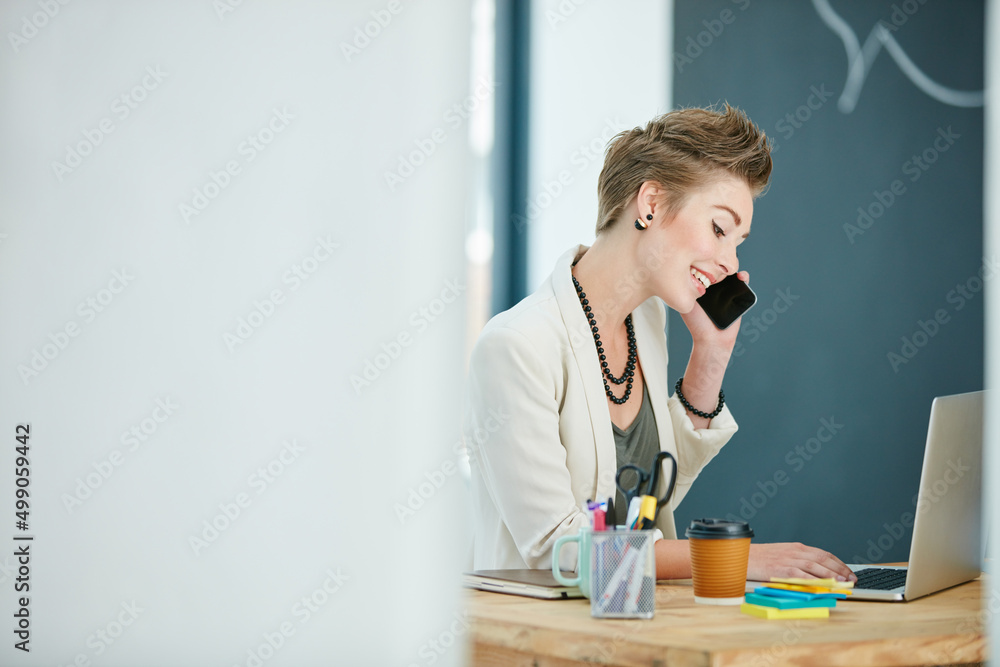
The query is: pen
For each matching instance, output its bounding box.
[624,546,645,613]
[598,545,639,613]
[625,496,641,529]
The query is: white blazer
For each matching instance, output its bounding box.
[464,245,739,571]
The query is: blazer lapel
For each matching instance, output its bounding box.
[551,246,618,498]
[632,297,681,538]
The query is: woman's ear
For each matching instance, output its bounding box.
[636,181,667,222]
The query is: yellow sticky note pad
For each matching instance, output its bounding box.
[771,577,855,589]
[741,603,830,620]
[764,582,853,595]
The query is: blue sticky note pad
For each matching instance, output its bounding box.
[753,586,846,601]
[745,593,836,609]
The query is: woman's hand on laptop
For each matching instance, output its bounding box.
[747,543,858,583]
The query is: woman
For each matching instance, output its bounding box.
[463,105,856,582]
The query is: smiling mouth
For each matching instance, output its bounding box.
[691,268,711,289]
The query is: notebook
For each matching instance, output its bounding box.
[463,569,584,599]
[845,390,983,601]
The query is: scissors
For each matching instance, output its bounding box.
[615,451,677,528]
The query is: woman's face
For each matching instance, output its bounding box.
[643,175,754,314]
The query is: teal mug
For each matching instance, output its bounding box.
[552,528,593,598]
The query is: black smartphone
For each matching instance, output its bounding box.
[696,273,756,330]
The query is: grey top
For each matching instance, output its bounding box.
[610,380,660,526]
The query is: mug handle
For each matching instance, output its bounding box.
[552,532,582,586]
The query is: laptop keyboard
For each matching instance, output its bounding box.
[854,567,908,590]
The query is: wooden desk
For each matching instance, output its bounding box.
[467,577,986,666]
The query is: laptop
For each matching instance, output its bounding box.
[463,569,584,599]
[846,390,983,601]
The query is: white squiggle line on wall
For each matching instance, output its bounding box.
[812,0,984,113]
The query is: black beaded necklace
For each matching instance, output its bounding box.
[571,273,637,405]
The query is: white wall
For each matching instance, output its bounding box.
[0,1,472,665]
[525,0,672,288]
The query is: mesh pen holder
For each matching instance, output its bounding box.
[590,530,656,619]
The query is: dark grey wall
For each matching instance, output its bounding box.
[669,0,984,563]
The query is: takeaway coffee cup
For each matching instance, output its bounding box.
[685,518,754,605]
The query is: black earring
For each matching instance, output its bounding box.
[646,214,653,221]
[634,218,646,230]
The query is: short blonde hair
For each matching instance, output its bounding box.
[596,104,772,234]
